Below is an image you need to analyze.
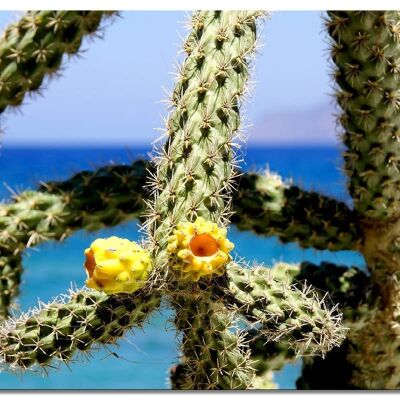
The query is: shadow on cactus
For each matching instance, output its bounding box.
[0,10,397,390]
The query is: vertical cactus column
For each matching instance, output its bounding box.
[325,11,400,388]
[146,10,265,389]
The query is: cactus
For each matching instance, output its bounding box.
[0,11,115,114]
[0,287,161,371]
[7,8,399,390]
[0,159,357,320]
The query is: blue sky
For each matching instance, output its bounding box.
[0,11,337,146]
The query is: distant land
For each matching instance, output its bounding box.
[248,101,339,146]
[2,102,341,148]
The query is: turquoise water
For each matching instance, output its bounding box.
[0,146,364,389]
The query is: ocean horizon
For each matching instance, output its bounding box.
[0,145,363,389]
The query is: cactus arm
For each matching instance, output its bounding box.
[0,159,359,323]
[0,286,161,371]
[327,11,400,220]
[0,11,115,114]
[218,263,346,357]
[232,262,372,390]
[146,10,266,389]
[0,160,148,255]
[232,171,361,251]
[1,160,360,254]
[268,261,377,390]
[0,253,22,321]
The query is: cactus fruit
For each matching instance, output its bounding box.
[167,217,234,281]
[0,11,115,114]
[0,9,380,390]
[84,237,153,295]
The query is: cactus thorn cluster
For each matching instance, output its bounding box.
[4,9,398,390]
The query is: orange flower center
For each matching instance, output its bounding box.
[189,233,219,257]
[85,250,96,278]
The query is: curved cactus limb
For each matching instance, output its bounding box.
[219,263,346,357]
[0,160,148,255]
[0,11,116,114]
[0,285,161,371]
[1,161,361,254]
[231,170,361,251]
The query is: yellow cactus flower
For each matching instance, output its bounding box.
[167,217,234,281]
[84,236,153,295]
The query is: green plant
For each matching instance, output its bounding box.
[1,9,397,390]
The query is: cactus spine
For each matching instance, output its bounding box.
[0,10,355,389]
[147,10,264,389]
[314,11,400,389]
[0,288,161,371]
[0,160,357,323]
[0,11,115,114]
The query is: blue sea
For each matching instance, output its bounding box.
[0,146,364,390]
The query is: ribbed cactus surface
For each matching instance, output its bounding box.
[146,10,265,389]
[232,170,361,250]
[0,253,22,321]
[0,287,161,371]
[0,11,114,114]
[0,160,148,255]
[328,11,400,220]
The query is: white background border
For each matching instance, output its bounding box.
[0,0,399,398]
[0,0,400,10]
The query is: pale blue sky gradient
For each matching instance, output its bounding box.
[0,11,336,146]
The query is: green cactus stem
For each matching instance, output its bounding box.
[0,11,115,114]
[0,253,22,321]
[231,170,361,251]
[328,11,400,220]
[325,11,400,389]
[0,286,161,371]
[219,263,346,356]
[171,292,255,389]
[146,10,266,389]
[0,160,148,255]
